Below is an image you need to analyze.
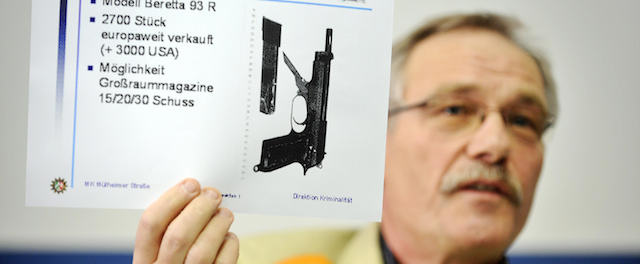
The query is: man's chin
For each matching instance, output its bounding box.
[442,191,519,249]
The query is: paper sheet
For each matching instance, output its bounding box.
[26,0,392,220]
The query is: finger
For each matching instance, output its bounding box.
[133,178,200,264]
[214,232,240,264]
[155,187,222,263]
[184,208,235,264]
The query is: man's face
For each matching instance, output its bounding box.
[384,28,547,252]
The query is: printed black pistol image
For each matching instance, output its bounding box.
[260,17,281,115]
[254,28,334,175]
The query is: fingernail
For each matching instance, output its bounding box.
[205,189,219,200]
[182,180,198,194]
[220,208,232,218]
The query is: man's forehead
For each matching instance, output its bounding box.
[403,28,547,108]
[406,28,537,65]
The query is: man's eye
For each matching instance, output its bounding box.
[509,115,535,128]
[443,105,468,115]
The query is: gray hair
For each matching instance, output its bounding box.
[389,13,558,129]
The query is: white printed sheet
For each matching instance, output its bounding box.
[26,0,392,220]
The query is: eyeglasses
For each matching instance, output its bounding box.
[389,93,555,143]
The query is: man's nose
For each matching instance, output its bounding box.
[466,112,510,165]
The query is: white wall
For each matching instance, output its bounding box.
[1,0,639,253]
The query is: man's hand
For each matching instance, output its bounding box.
[133,178,238,264]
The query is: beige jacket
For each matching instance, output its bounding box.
[238,223,383,264]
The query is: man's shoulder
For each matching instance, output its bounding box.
[238,223,383,264]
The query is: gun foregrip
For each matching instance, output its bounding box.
[254,132,309,173]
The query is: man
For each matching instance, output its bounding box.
[133,13,558,264]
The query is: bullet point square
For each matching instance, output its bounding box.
[88,65,93,71]
[91,0,96,3]
[90,17,95,22]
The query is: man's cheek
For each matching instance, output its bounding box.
[513,146,543,184]
[511,149,543,221]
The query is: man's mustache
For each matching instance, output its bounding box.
[440,162,523,206]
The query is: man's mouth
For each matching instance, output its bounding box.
[455,180,519,205]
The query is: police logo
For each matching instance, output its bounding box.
[50,177,67,194]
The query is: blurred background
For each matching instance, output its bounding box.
[1,0,639,263]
